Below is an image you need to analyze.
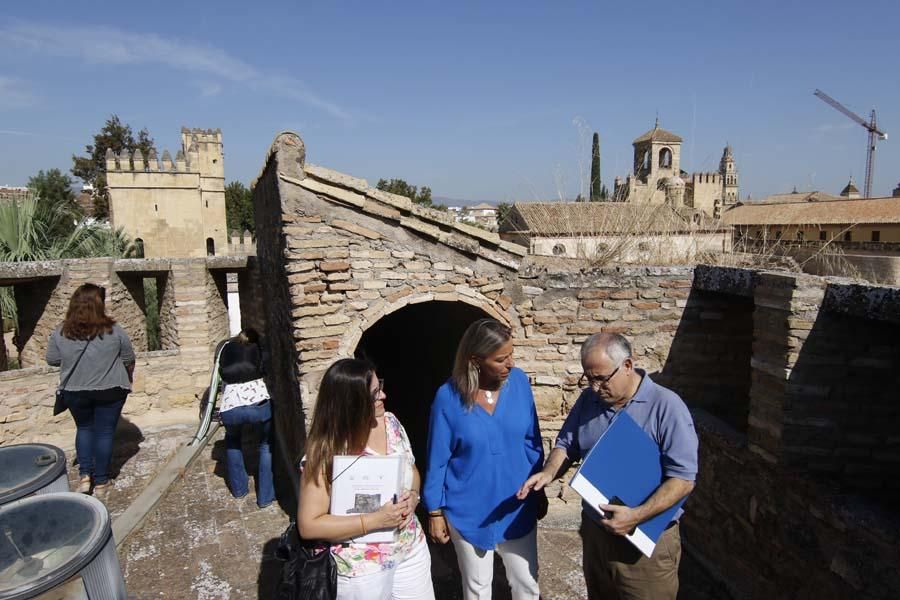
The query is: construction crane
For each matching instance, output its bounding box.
[814,89,888,198]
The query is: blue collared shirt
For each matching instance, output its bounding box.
[555,369,698,520]
[423,368,544,551]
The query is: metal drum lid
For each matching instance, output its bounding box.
[0,493,110,599]
[0,444,67,505]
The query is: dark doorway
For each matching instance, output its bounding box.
[354,300,489,467]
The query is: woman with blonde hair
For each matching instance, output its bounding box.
[298,358,434,599]
[46,283,135,495]
[423,318,545,600]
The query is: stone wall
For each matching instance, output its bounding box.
[158,272,178,350]
[688,411,900,599]
[0,257,242,445]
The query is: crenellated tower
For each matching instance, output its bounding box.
[105,127,228,258]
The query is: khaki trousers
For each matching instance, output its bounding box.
[580,513,681,600]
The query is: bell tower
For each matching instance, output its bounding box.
[719,144,738,206]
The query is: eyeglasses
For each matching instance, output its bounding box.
[371,378,385,400]
[578,362,625,389]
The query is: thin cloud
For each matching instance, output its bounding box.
[2,21,351,121]
[0,76,37,109]
[193,81,224,98]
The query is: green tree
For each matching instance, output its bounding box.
[590,132,602,202]
[72,115,156,219]
[225,181,255,235]
[27,169,76,208]
[496,202,514,230]
[376,178,434,208]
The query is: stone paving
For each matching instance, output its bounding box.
[64,423,730,599]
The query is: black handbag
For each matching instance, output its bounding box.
[53,339,90,416]
[275,519,337,600]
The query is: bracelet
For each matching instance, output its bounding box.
[428,510,443,517]
[359,514,367,535]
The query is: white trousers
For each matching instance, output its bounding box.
[449,522,540,600]
[336,535,435,600]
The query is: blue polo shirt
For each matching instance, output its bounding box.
[555,369,698,521]
[423,368,544,551]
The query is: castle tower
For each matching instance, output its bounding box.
[719,144,738,206]
[180,127,224,180]
[105,127,228,258]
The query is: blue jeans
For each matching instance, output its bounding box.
[65,388,128,485]
[220,400,275,507]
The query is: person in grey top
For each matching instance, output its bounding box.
[46,283,135,495]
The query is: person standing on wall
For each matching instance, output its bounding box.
[46,283,135,497]
[517,332,698,600]
[218,327,275,509]
[423,318,545,600]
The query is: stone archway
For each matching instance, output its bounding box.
[353,300,492,466]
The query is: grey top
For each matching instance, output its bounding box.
[46,324,135,391]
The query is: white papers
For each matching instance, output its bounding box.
[330,455,405,544]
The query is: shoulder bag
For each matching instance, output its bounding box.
[274,520,336,600]
[274,455,370,600]
[53,339,90,416]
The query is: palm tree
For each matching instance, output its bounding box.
[0,191,135,369]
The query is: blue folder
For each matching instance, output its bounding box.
[569,410,685,558]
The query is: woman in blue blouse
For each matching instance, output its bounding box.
[423,318,544,600]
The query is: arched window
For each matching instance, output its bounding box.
[134,238,145,258]
[552,243,566,256]
[659,148,672,169]
[206,237,215,256]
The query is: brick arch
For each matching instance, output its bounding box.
[338,287,512,356]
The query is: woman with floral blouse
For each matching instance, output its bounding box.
[298,358,434,600]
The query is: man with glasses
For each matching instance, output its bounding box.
[517,333,698,600]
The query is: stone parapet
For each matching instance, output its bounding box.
[0,257,237,444]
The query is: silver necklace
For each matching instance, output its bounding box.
[484,390,494,404]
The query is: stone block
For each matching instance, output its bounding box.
[363,280,387,290]
[320,261,350,272]
[328,282,359,292]
[331,219,381,240]
[379,271,408,280]
[297,325,346,339]
[631,301,661,310]
[289,238,349,251]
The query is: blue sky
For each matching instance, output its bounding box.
[1,0,898,203]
